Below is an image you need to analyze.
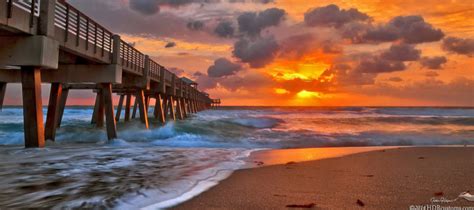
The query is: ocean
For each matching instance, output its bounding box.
[0,106,473,208]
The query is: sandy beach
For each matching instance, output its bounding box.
[175,147,474,209]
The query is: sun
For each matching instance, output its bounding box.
[296,90,322,99]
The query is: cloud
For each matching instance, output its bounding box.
[165,42,177,48]
[233,36,279,68]
[207,58,243,77]
[424,71,439,77]
[362,15,444,44]
[354,57,406,73]
[168,67,186,76]
[388,77,403,82]
[380,43,421,61]
[218,73,273,91]
[187,20,205,31]
[363,78,474,106]
[420,56,447,69]
[442,36,474,56]
[304,4,369,28]
[129,0,161,15]
[129,0,206,15]
[214,21,235,38]
[237,8,286,37]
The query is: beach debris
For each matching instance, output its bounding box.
[459,191,474,201]
[273,194,287,197]
[434,191,444,196]
[286,203,316,208]
[286,161,297,165]
[418,157,425,159]
[364,175,374,177]
[356,199,365,207]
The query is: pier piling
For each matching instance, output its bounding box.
[21,67,45,148]
[45,83,63,141]
[0,82,6,111]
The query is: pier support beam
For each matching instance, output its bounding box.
[124,93,131,122]
[21,67,45,148]
[176,98,184,120]
[136,90,149,128]
[100,83,117,140]
[56,87,68,128]
[115,94,124,122]
[45,83,62,141]
[154,93,165,124]
[92,91,104,128]
[181,98,187,118]
[168,96,176,121]
[0,82,6,111]
[132,99,138,119]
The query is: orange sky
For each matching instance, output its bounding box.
[4,0,474,106]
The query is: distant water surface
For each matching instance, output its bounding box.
[0,106,473,208]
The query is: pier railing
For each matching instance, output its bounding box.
[120,40,145,75]
[54,1,113,55]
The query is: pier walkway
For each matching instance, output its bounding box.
[0,0,218,148]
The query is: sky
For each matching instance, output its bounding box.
[4,0,474,106]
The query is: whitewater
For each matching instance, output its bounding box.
[0,106,473,208]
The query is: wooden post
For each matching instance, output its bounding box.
[163,95,168,118]
[91,92,99,124]
[136,89,149,128]
[93,90,105,128]
[45,83,62,141]
[132,98,138,119]
[56,87,68,128]
[176,97,184,120]
[169,96,176,121]
[145,95,150,113]
[115,94,124,122]
[154,93,166,124]
[124,93,131,121]
[0,82,6,111]
[21,67,45,148]
[181,98,187,119]
[100,83,117,140]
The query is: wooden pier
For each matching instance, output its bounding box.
[0,0,220,148]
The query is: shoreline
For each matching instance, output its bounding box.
[173,146,474,209]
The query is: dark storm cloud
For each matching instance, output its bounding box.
[214,21,235,38]
[304,4,369,28]
[237,8,286,37]
[233,36,279,68]
[165,42,177,48]
[129,0,161,15]
[442,36,474,57]
[207,58,243,77]
[380,43,421,61]
[187,20,205,31]
[362,16,444,44]
[320,63,377,86]
[420,56,447,69]
[354,57,406,74]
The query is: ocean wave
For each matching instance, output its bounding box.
[228,117,283,128]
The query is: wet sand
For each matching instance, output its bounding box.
[174,146,474,209]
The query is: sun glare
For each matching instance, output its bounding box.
[296,90,322,99]
[275,88,290,94]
